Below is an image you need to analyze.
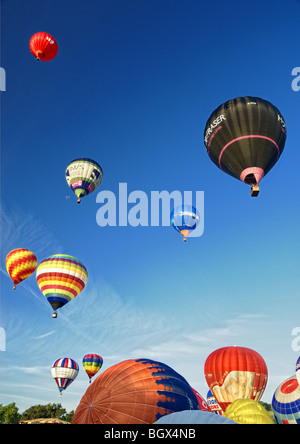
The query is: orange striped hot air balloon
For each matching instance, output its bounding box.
[204,346,268,413]
[5,248,38,289]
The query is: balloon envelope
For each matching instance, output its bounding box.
[296,357,300,385]
[272,375,300,424]
[170,205,200,241]
[72,358,200,424]
[204,96,286,195]
[207,390,223,414]
[83,354,103,381]
[36,254,88,317]
[154,410,236,424]
[5,248,37,289]
[51,358,79,396]
[224,398,274,424]
[29,32,58,61]
[65,158,103,203]
[204,346,268,413]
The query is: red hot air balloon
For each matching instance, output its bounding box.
[29,32,58,61]
[204,346,268,413]
[72,358,200,424]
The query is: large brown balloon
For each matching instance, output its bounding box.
[72,358,199,424]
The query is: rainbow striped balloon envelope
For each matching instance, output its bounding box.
[5,248,37,289]
[36,254,88,318]
[83,354,103,382]
[51,357,79,397]
[272,376,300,424]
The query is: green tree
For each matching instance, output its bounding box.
[20,403,68,422]
[0,403,21,424]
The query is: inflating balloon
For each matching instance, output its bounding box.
[36,254,88,318]
[51,358,79,397]
[65,158,103,203]
[204,346,268,413]
[272,375,300,424]
[5,248,37,289]
[72,358,200,424]
[154,410,237,424]
[224,398,274,424]
[204,96,286,196]
[83,354,103,383]
[170,205,200,241]
[29,32,58,61]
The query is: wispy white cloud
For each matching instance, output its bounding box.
[35,331,56,340]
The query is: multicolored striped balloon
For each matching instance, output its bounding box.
[51,358,79,397]
[36,254,88,318]
[83,354,103,383]
[65,158,103,203]
[5,248,37,289]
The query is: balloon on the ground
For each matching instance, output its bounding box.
[29,32,58,61]
[51,358,79,397]
[204,96,286,196]
[72,358,200,424]
[154,410,237,424]
[204,346,268,413]
[83,354,103,383]
[272,375,300,424]
[170,205,200,241]
[224,398,275,424]
[36,254,88,318]
[5,248,37,289]
[65,158,103,203]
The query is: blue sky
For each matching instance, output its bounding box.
[1,0,300,413]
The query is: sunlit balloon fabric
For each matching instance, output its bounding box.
[51,358,79,397]
[29,32,58,61]
[204,346,268,413]
[83,354,103,383]
[19,418,70,424]
[5,248,37,290]
[204,96,286,196]
[65,158,103,203]
[272,376,300,424]
[36,254,88,317]
[72,358,200,424]
[170,205,200,241]
[224,398,274,424]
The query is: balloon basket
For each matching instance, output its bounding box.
[52,312,57,319]
[250,185,260,197]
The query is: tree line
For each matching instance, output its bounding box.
[0,402,74,424]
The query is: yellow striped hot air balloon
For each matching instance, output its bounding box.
[5,248,38,289]
[36,254,88,318]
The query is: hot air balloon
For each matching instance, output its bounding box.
[29,32,58,61]
[207,390,223,415]
[36,254,88,318]
[154,410,237,424]
[272,376,300,424]
[5,248,37,290]
[83,354,103,383]
[224,398,275,424]
[65,158,103,203]
[204,346,268,413]
[191,388,211,412]
[204,96,286,196]
[72,358,200,424]
[170,205,200,241]
[296,357,300,385]
[51,358,79,397]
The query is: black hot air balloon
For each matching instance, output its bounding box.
[204,97,286,196]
